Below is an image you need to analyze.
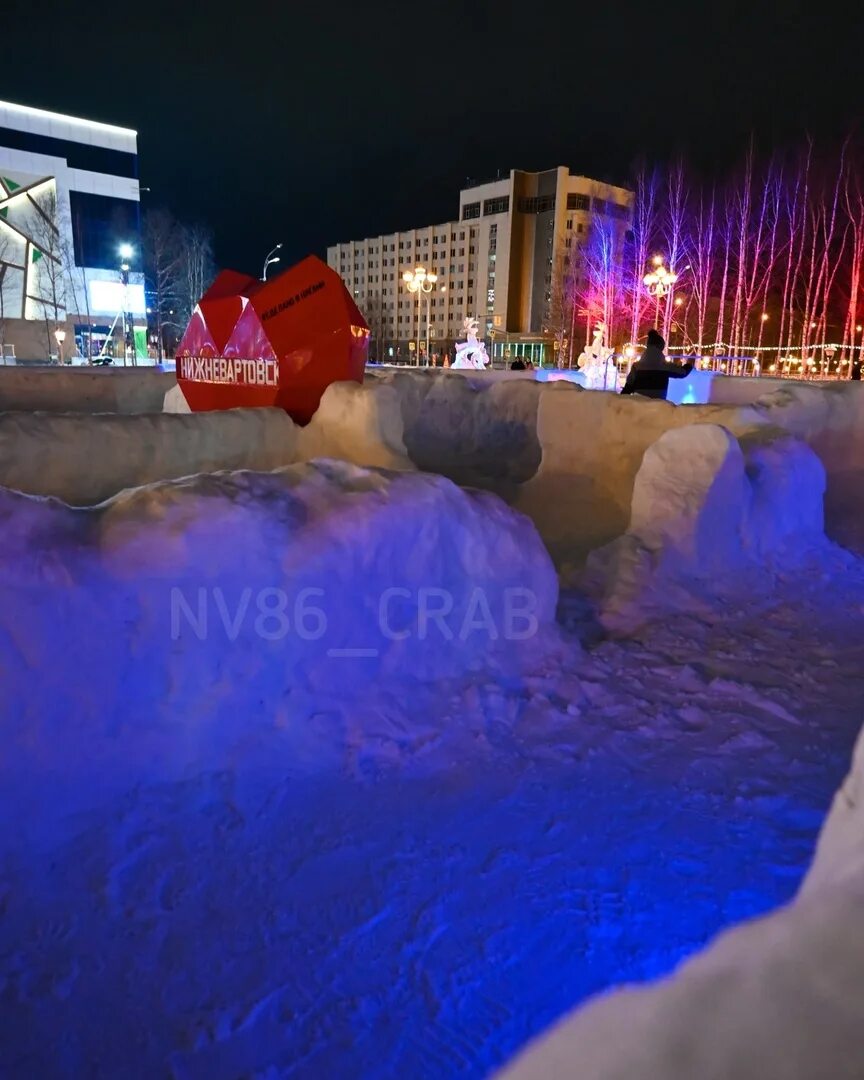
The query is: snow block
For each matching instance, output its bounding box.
[370,368,543,491]
[0,408,298,505]
[0,463,559,714]
[298,380,412,471]
[628,424,750,571]
[742,433,826,555]
[514,386,767,568]
[0,365,173,414]
[175,256,370,424]
[587,425,828,627]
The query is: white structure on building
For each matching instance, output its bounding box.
[327,167,632,365]
[0,100,145,363]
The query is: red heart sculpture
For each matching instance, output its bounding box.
[176,255,369,424]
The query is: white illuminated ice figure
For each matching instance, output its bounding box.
[452,317,490,369]
[577,321,618,390]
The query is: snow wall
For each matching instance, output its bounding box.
[585,424,831,629]
[0,381,412,506]
[0,366,173,414]
[1,371,861,563]
[0,408,300,505]
[0,461,558,817]
[498,718,864,1080]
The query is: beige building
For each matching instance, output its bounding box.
[326,166,632,365]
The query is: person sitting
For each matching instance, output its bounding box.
[510,357,526,370]
[621,330,694,400]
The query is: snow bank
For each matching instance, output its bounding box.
[298,379,413,470]
[0,462,558,778]
[0,408,298,505]
[513,386,767,567]
[4,370,862,562]
[586,425,827,627]
[498,716,864,1080]
[0,366,174,413]
[743,381,864,551]
[371,369,543,492]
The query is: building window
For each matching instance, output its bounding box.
[567,193,590,211]
[463,201,481,220]
[516,194,555,214]
[69,191,142,272]
[483,196,509,215]
[592,197,608,214]
[577,223,584,234]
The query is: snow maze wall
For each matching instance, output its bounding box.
[2,367,864,1076]
[1,369,860,586]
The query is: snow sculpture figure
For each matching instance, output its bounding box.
[577,321,618,390]
[452,317,490,369]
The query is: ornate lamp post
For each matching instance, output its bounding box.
[642,255,678,329]
[402,265,437,365]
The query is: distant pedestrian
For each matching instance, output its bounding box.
[510,357,526,371]
[621,330,694,400]
[852,358,862,381]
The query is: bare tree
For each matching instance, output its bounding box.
[661,159,689,341]
[544,247,579,365]
[143,209,183,361]
[577,216,626,351]
[841,167,864,366]
[28,188,68,360]
[0,225,13,359]
[175,224,216,328]
[627,162,660,344]
[686,183,718,352]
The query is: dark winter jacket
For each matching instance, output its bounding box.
[621,345,694,400]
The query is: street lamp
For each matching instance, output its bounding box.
[402,265,437,365]
[263,243,283,281]
[54,328,66,365]
[117,245,134,365]
[643,256,678,327]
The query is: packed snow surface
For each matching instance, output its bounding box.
[1,453,862,1077]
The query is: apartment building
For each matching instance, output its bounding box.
[326,166,632,364]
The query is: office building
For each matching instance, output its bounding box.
[327,167,633,365]
[0,99,145,363]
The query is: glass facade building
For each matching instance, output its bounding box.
[0,100,144,362]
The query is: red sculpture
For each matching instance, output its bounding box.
[175,255,369,424]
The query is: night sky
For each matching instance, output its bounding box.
[3,0,859,275]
